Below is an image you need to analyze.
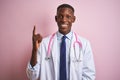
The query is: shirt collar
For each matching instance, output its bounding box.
[57,31,73,40]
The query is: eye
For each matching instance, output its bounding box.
[58,15,63,19]
[66,15,72,19]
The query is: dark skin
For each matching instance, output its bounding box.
[55,8,75,35]
[30,25,42,67]
[30,7,76,67]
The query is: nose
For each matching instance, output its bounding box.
[61,16,67,22]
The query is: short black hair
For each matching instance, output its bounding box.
[57,4,74,13]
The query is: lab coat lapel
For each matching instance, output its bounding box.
[70,33,76,61]
[70,33,76,80]
[51,33,59,80]
[70,33,82,61]
[69,33,83,80]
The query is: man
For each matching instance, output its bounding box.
[26,4,95,80]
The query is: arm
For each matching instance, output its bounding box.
[82,41,96,80]
[26,26,42,80]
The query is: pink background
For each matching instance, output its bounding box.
[0,0,120,80]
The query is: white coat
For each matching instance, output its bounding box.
[26,32,95,80]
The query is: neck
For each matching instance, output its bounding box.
[59,30,71,35]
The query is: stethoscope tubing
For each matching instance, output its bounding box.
[46,32,82,62]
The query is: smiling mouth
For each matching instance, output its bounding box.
[60,24,68,28]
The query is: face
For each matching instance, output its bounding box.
[55,7,75,35]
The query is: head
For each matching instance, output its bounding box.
[55,4,76,35]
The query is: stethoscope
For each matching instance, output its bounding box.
[45,32,82,62]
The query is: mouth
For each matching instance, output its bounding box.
[58,23,71,34]
[60,24,68,28]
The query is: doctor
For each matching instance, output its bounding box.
[26,4,95,80]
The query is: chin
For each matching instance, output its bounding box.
[60,30,70,35]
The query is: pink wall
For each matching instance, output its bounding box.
[0,0,120,80]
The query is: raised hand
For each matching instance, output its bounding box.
[30,25,42,67]
[32,25,42,50]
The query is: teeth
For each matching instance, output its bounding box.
[61,24,67,27]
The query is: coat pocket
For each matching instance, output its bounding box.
[70,58,83,80]
[43,58,55,80]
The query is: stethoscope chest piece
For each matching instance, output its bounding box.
[45,56,51,60]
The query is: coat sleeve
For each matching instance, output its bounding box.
[26,44,42,80]
[82,40,96,80]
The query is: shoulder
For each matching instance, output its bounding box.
[38,34,52,50]
[41,33,56,45]
[74,33,93,56]
[38,33,57,51]
[74,33,89,43]
[41,35,51,44]
[74,33,91,48]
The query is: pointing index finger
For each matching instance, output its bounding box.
[33,25,36,35]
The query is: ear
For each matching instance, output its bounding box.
[72,16,76,23]
[55,16,57,22]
